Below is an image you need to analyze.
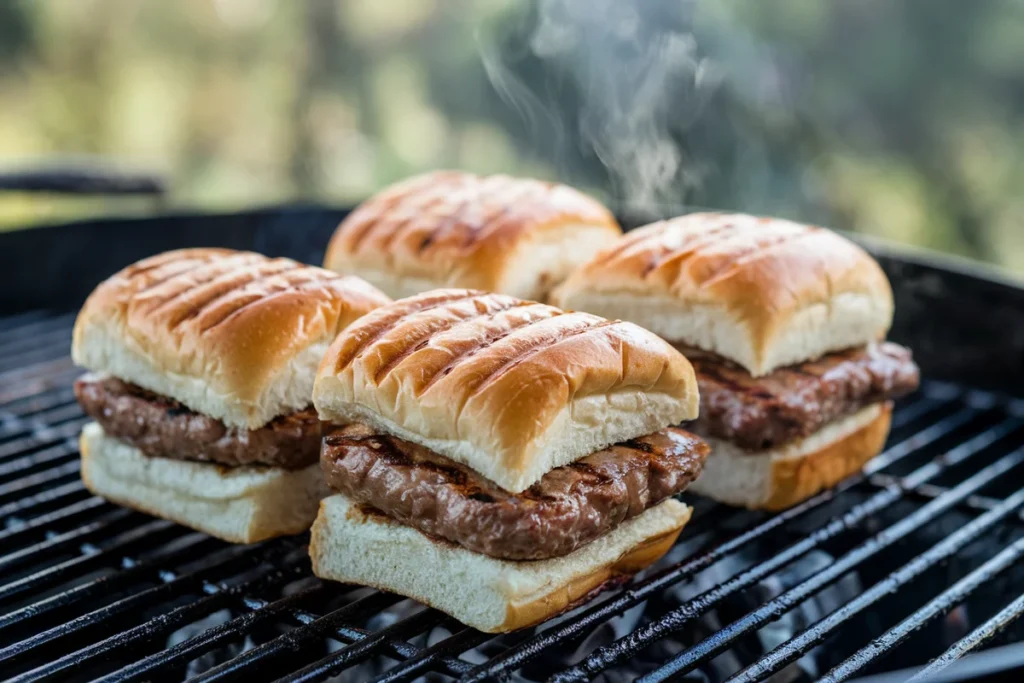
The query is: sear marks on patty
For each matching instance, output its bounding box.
[322,424,708,561]
[74,375,320,469]
[685,342,920,450]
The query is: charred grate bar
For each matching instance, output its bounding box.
[907,593,1024,682]
[0,310,1022,683]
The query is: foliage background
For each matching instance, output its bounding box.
[0,0,1021,273]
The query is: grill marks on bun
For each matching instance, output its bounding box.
[142,256,290,315]
[330,290,484,374]
[416,307,570,395]
[73,248,391,430]
[71,248,393,543]
[551,211,917,511]
[330,291,629,402]
[309,288,704,629]
[122,251,381,337]
[634,221,740,278]
[323,171,622,301]
[369,296,535,385]
[553,212,894,377]
[337,172,603,260]
[457,316,621,401]
[313,290,700,494]
[696,228,819,288]
[589,214,819,293]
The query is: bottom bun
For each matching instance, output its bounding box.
[688,403,892,511]
[80,422,329,544]
[310,494,692,633]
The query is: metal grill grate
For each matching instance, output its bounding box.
[1,310,1023,683]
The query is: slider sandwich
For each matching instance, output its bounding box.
[323,170,622,301]
[72,248,390,543]
[553,213,921,511]
[309,290,709,632]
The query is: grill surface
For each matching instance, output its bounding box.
[1,309,1024,681]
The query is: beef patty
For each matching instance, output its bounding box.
[686,342,920,450]
[74,374,320,469]
[322,424,708,561]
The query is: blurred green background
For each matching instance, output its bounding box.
[0,0,1022,272]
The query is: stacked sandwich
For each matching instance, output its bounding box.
[72,248,390,542]
[554,212,920,510]
[69,186,924,634]
[309,289,709,632]
[323,170,622,300]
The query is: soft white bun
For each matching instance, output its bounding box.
[80,422,330,543]
[323,171,622,302]
[313,289,700,493]
[72,248,390,430]
[310,494,691,633]
[688,403,891,511]
[552,212,894,376]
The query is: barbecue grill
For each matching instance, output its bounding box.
[2,197,1024,682]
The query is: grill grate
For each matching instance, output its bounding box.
[1,310,1022,683]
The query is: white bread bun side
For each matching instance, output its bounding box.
[688,403,892,511]
[72,248,391,430]
[310,493,691,633]
[80,422,330,543]
[323,171,622,302]
[313,290,700,493]
[552,212,894,377]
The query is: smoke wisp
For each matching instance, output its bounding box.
[482,0,721,219]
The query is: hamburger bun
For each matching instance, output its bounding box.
[323,171,621,301]
[553,212,893,376]
[72,248,390,430]
[687,403,892,511]
[80,422,329,544]
[313,289,700,493]
[309,493,691,633]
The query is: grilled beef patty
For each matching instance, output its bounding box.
[321,424,708,561]
[74,375,320,469]
[686,342,919,450]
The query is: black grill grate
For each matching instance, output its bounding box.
[1,310,1023,683]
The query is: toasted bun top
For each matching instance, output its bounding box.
[73,248,391,429]
[313,289,699,493]
[552,212,894,376]
[323,171,622,301]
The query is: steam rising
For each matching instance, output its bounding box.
[482,0,720,219]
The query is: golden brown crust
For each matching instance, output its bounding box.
[496,521,685,631]
[323,171,621,299]
[73,248,390,427]
[763,403,892,511]
[308,497,689,633]
[560,212,887,308]
[80,427,327,543]
[554,212,894,375]
[313,289,700,492]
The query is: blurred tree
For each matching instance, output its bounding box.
[0,0,1021,272]
[0,2,33,63]
[451,0,1024,264]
